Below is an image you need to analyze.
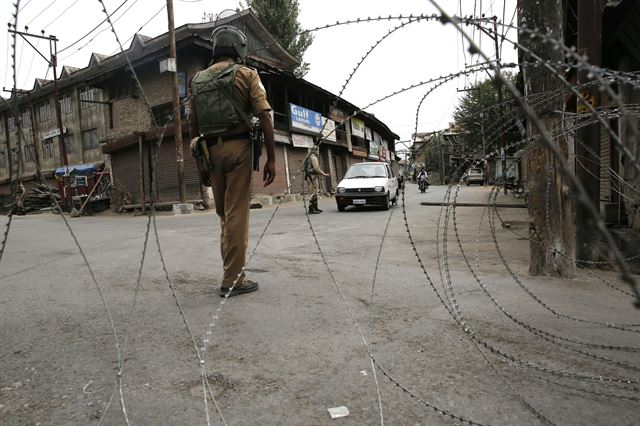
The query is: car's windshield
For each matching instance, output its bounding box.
[344,164,388,178]
[468,168,482,174]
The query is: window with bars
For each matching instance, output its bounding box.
[39,103,51,122]
[80,88,97,108]
[43,139,54,159]
[109,78,137,99]
[81,129,99,150]
[7,116,15,131]
[10,148,18,164]
[21,111,31,127]
[60,96,72,114]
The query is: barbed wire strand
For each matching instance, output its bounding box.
[403,179,555,424]
[94,1,225,423]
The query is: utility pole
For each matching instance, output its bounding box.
[575,0,603,262]
[474,20,507,192]
[517,0,576,277]
[26,92,42,170]
[8,27,72,211]
[492,18,507,194]
[479,116,488,185]
[166,0,188,207]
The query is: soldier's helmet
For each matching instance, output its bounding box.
[211,25,247,62]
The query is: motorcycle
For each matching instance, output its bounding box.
[418,176,429,193]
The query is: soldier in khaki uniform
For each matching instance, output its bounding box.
[305,145,329,214]
[189,25,275,297]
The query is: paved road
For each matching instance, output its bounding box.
[1,183,638,425]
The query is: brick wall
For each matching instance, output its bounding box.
[106,65,173,140]
[105,52,209,141]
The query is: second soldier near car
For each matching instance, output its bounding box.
[304,145,329,214]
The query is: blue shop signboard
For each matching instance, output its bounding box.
[289,103,323,134]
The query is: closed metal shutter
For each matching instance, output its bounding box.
[111,145,147,206]
[153,136,202,203]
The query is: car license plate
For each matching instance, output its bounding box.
[353,199,366,205]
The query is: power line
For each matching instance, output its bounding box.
[59,0,142,63]
[17,0,34,13]
[58,0,131,53]
[104,3,167,56]
[41,0,82,31]
[25,0,59,27]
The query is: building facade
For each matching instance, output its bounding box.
[0,10,399,209]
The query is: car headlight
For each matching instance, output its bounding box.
[374,186,384,192]
[337,187,345,193]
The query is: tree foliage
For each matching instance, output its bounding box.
[452,73,521,157]
[246,0,313,78]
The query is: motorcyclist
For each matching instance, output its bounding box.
[417,169,429,192]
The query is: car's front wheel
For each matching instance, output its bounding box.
[382,193,390,210]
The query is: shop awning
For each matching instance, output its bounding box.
[54,163,97,177]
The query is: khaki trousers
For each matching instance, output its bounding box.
[207,137,252,287]
[307,174,319,202]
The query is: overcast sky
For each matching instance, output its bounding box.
[1,0,518,144]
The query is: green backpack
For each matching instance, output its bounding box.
[303,154,315,178]
[191,63,246,137]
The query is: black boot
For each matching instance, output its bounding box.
[308,199,319,214]
[314,199,323,213]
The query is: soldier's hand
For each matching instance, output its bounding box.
[263,159,276,187]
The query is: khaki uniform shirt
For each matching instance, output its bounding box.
[310,154,323,174]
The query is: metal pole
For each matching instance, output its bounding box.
[492,18,507,194]
[166,0,187,204]
[480,120,487,185]
[50,37,72,211]
[26,93,41,170]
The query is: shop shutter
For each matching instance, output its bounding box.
[152,136,202,203]
[111,145,149,206]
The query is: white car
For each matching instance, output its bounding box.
[335,162,398,211]
[465,167,484,185]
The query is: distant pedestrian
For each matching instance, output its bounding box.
[14,182,26,215]
[304,145,329,214]
[189,24,275,297]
